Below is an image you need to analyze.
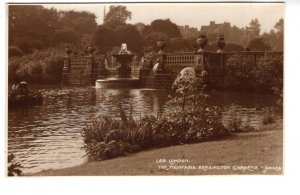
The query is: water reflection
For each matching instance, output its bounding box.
[8,86,280,174]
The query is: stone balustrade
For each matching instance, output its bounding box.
[61,45,283,89]
[140,51,283,89]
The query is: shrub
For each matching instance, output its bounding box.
[82,105,158,161]
[184,106,229,142]
[262,108,275,125]
[14,36,44,53]
[225,54,255,89]
[225,53,283,93]
[223,105,243,132]
[255,53,283,95]
[247,37,271,51]
[82,104,228,161]
[8,48,65,83]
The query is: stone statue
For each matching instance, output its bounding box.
[119,43,131,54]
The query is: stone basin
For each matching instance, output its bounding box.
[95,78,140,88]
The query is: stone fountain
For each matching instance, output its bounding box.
[112,43,135,78]
[95,43,139,88]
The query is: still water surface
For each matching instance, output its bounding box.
[8,85,281,174]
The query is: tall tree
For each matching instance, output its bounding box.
[104,5,132,25]
[150,19,182,38]
[114,24,144,54]
[243,18,261,46]
[95,25,117,53]
[247,19,261,36]
[9,5,59,50]
[58,10,97,35]
[8,5,98,52]
[274,18,284,51]
[274,18,284,34]
[261,18,284,51]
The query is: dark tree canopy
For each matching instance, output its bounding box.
[95,25,117,53]
[150,19,182,38]
[95,24,144,54]
[114,24,144,53]
[9,5,59,49]
[248,37,271,51]
[206,41,244,52]
[9,5,98,53]
[104,5,132,25]
[52,28,79,45]
[167,38,192,52]
[144,32,169,49]
[243,18,261,45]
[58,11,97,35]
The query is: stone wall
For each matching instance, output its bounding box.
[61,55,106,85]
[61,57,94,85]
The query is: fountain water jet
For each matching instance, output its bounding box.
[95,43,139,88]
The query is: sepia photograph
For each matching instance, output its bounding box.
[6,2,284,177]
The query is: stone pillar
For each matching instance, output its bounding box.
[63,47,72,73]
[63,57,70,73]
[96,56,107,79]
[156,40,167,72]
[87,57,93,74]
[156,53,165,72]
[194,54,204,75]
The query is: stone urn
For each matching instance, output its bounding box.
[65,47,72,57]
[157,40,166,54]
[196,34,208,52]
[87,46,95,56]
[217,35,226,53]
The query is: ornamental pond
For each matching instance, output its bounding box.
[8,85,282,174]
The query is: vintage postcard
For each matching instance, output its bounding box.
[7,2,284,176]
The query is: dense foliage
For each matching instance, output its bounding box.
[225,54,256,90]
[9,48,65,83]
[82,67,229,161]
[104,5,132,24]
[150,19,182,38]
[247,37,271,51]
[9,5,284,54]
[206,41,244,52]
[223,105,243,132]
[225,53,283,92]
[9,5,97,52]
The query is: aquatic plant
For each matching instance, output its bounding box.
[82,104,157,160]
[8,153,23,176]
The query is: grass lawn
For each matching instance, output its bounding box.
[31,120,283,176]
